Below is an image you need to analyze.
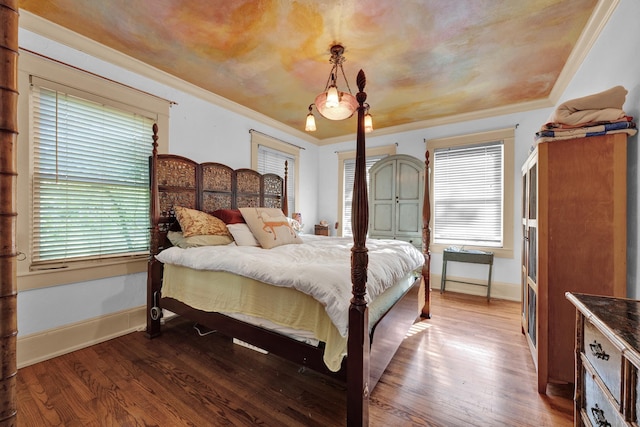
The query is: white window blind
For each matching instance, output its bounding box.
[31,83,155,264]
[433,142,503,246]
[342,155,387,237]
[257,145,295,213]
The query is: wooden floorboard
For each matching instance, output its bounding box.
[16,291,573,426]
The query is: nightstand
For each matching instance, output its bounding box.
[441,248,494,300]
[314,224,329,236]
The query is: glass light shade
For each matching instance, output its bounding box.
[314,90,358,121]
[305,112,317,132]
[325,85,339,108]
[364,113,373,133]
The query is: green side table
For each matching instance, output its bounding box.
[441,249,494,300]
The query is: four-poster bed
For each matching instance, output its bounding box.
[146,71,431,425]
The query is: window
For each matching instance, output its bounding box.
[250,131,300,215]
[30,80,155,264]
[433,142,502,246]
[427,128,514,258]
[256,145,296,213]
[337,145,396,237]
[17,51,170,290]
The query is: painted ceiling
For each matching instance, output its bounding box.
[20,0,603,141]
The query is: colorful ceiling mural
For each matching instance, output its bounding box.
[20,0,601,140]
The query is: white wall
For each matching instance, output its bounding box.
[16,0,640,338]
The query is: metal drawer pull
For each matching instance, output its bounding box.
[589,341,610,361]
[590,404,611,427]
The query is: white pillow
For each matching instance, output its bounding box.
[227,223,260,246]
[167,231,233,248]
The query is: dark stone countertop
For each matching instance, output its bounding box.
[567,292,640,365]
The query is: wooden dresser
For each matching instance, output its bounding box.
[566,293,640,426]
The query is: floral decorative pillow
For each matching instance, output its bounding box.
[174,206,231,238]
[239,207,302,249]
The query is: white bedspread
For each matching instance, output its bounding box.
[156,235,424,336]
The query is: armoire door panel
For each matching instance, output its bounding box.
[373,204,393,232]
[397,203,420,233]
[373,163,394,200]
[397,161,422,200]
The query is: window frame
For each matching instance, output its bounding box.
[337,144,396,237]
[250,132,300,214]
[427,128,514,258]
[17,51,170,291]
[30,78,156,266]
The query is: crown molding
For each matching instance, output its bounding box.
[548,0,619,103]
[314,98,554,146]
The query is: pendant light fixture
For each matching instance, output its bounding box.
[305,44,373,132]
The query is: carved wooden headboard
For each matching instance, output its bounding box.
[148,128,287,257]
[153,156,284,215]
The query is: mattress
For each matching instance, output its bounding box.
[156,235,425,336]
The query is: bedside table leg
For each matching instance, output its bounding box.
[487,263,493,301]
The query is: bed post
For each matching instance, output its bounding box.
[282,160,288,216]
[0,1,19,423]
[146,123,162,338]
[347,69,370,426]
[421,151,431,318]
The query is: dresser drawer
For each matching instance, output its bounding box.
[393,236,422,250]
[584,320,622,403]
[584,368,626,427]
[314,225,329,236]
[370,235,422,250]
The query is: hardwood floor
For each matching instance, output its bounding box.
[17,291,574,426]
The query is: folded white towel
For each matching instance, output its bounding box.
[547,86,627,126]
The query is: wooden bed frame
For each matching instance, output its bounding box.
[146,71,432,426]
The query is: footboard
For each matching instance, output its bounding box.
[369,276,422,389]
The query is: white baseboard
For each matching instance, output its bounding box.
[17,306,146,369]
[431,273,520,301]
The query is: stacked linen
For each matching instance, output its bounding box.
[536,86,637,143]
